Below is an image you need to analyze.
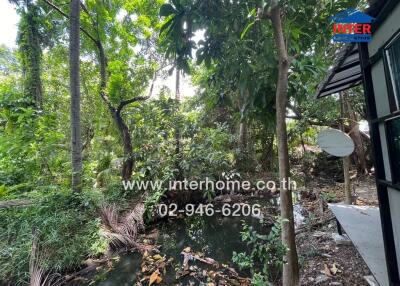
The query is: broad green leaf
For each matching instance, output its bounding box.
[240,21,255,40]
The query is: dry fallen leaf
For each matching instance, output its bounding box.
[183,247,191,253]
[324,263,333,277]
[149,269,162,285]
[330,263,338,275]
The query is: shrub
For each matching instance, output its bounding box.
[232,220,287,285]
[0,189,107,284]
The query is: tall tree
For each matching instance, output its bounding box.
[159,0,193,179]
[69,0,82,192]
[12,0,43,108]
[174,66,183,179]
[42,0,160,180]
[344,91,369,175]
[259,1,359,283]
[341,91,353,204]
[159,0,360,284]
[264,1,299,284]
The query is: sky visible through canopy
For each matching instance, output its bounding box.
[0,1,196,98]
[0,1,18,48]
[0,1,369,132]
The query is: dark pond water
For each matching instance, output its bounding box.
[94,214,264,286]
[82,196,302,285]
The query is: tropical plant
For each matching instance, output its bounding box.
[233,220,287,285]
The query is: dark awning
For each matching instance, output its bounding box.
[315,43,362,98]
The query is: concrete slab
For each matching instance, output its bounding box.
[332,233,351,245]
[364,275,379,286]
[328,204,389,286]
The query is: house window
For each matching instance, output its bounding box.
[386,116,400,183]
[385,34,400,109]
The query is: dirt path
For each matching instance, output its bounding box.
[298,175,378,285]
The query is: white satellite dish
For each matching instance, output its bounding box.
[317,129,355,157]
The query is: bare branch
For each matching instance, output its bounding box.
[117,96,149,113]
[79,1,91,16]
[286,102,302,118]
[288,53,300,65]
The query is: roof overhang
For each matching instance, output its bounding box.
[315,43,362,98]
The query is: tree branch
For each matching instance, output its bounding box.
[79,1,91,16]
[41,0,99,45]
[287,102,302,118]
[288,53,300,65]
[80,1,98,37]
[42,0,149,120]
[117,96,149,114]
[287,115,341,129]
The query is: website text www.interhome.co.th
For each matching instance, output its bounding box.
[122,177,297,192]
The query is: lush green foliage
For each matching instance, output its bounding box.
[233,220,287,285]
[0,0,371,283]
[0,190,106,283]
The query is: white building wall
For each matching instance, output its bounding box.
[369,2,400,271]
[371,61,391,117]
[369,3,400,55]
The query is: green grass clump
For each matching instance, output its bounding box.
[0,189,108,284]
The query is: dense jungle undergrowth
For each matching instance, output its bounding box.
[0,0,374,285]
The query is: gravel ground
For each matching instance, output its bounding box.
[298,221,371,286]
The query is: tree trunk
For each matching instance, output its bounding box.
[238,121,247,150]
[236,120,248,171]
[237,89,250,170]
[18,2,43,109]
[69,0,82,193]
[343,156,352,204]
[269,3,299,285]
[349,124,368,174]
[344,92,368,174]
[175,67,183,180]
[239,89,249,152]
[175,67,181,102]
[113,112,133,181]
[97,40,136,180]
[341,92,352,204]
[262,132,275,171]
[42,0,141,181]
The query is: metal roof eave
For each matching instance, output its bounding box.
[315,43,362,98]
